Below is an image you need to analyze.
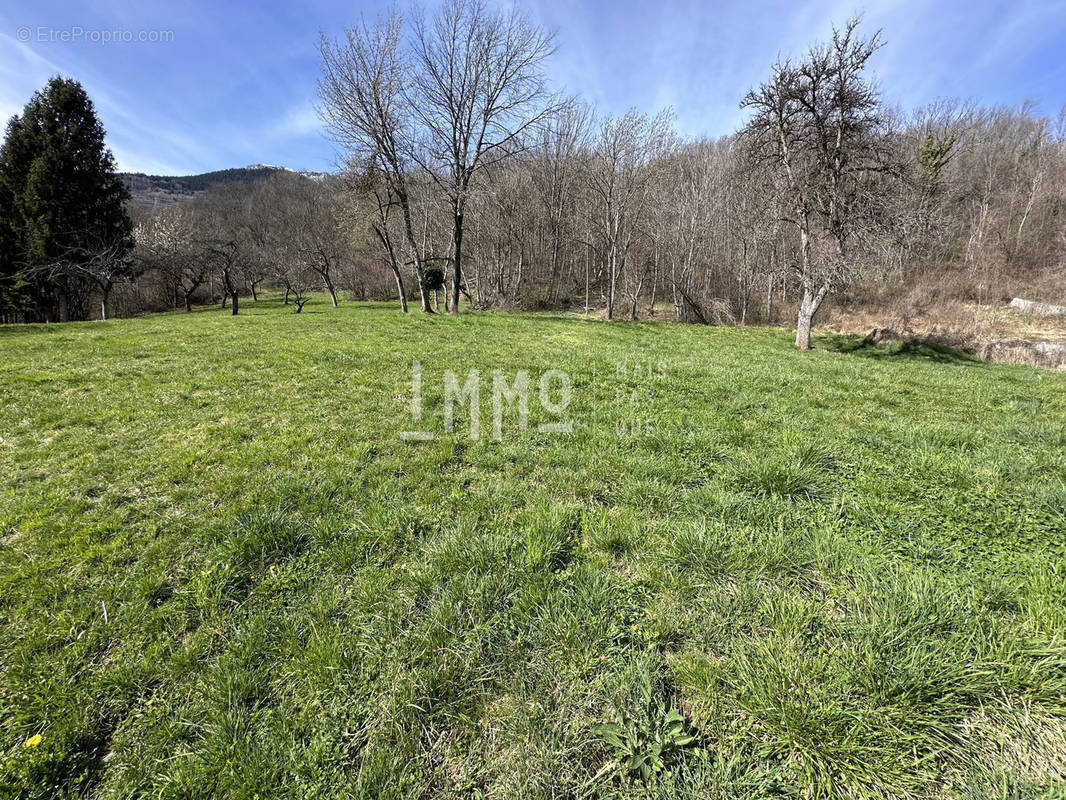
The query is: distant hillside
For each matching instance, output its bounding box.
[121,164,331,212]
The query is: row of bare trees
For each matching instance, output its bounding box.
[312,6,1065,344]
[318,0,557,315]
[132,173,352,316]
[119,5,1065,345]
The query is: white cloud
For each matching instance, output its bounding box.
[0,32,214,174]
[0,34,64,115]
[273,103,322,138]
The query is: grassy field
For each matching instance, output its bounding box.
[1,299,1064,799]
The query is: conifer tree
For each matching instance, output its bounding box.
[0,77,133,321]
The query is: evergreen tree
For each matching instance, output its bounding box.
[0,77,133,321]
[0,117,32,320]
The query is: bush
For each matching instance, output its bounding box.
[421,266,446,291]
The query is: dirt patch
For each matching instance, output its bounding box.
[827,303,1066,369]
[977,339,1066,369]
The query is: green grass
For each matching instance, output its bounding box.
[1,298,1064,799]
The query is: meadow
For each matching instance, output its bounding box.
[1,299,1064,799]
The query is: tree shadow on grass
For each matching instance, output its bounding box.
[818,332,985,366]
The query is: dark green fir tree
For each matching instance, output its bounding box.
[0,77,134,321]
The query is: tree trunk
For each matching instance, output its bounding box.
[184,291,193,313]
[794,284,828,350]
[513,249,523,304]
[606,249,616,321]
[57,289,69,323]
[100,288,110,321]
[629,269,645,320]
[547,233,560,305]
[372,221,412,314]
[394,189,433,314]
[584,233,591,316]
[417,276,432,313]
[393,267,409,313]
[450,209,463,314]
[795,298,814,350]
[671,257,681,321]
[231,292,239,316]
[325,276,339,307]
[648,250,658,316]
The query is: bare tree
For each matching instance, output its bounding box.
[368,173,410,312]
[203,239,242,316]
[195,185,248,315]
[408,0,557,313]
[280,258,318,313]
[73,241,137,320]
[587,109,674,320]
[319,11,433,313]
[530,101,592,305]
[267,174,348,307]
[726,155,778,325]
[656,139,726,322]
[136,206,210,312]
[22,238,135,321]
[741,18,890,348]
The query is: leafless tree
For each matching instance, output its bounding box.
[202,239,241,315]
[195,186,249,315]
[530,101,592,305]
[587,109,674,320]
[319,11,433,313]
[338,165,412,312]
[135,206,210,312]
[268,174,347,307]
[22,238,135,321]
[741,18,890,348]
[407,0,557,313]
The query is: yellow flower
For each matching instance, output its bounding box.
[24,734,42,748]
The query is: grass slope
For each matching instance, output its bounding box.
[1,299,1064,799]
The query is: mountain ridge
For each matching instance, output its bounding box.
[121,164,331,212]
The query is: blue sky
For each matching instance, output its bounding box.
[2,0,1065,175]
